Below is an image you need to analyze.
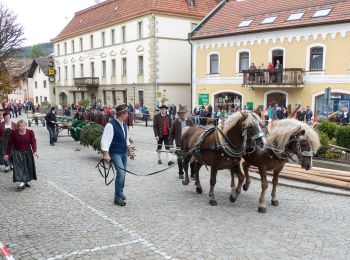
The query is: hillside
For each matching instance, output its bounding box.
[19,43,53,58]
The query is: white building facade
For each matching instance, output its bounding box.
[52,0,218,113]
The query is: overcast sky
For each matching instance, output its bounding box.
[1,0,100,46]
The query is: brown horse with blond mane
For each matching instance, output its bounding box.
[181,111,265,206]
[240,119,321,213]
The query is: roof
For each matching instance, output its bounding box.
[191,0,350,40]
[3,58,32,79]
[52,0,220,42]
[28,56,53,78]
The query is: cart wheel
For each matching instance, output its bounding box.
[42,121,46,127]
[28,120,32,127]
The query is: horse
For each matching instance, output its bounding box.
[181,111,265,206]
[240,119,321,213]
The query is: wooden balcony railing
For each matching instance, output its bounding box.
[242,68,304,87]
[74,77,99,88]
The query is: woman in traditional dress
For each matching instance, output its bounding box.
[4,120,38,190]
[0,112,17,172]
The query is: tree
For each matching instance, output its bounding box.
[0,3,25,64]
[29,44,45,59]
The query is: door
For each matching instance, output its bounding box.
[266,92,287,107]
[272,49,284,67]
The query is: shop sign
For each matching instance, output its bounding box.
[198,94,209,106]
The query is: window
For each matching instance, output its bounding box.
[239,52,249,72]
[138,22,143,39]
[80,63,84,77]
[313,8,332,18]
[310,47,324,71]
[188,0,195,7]
[35,81,38,89]
[90,35,94,49]
[64,66,68,80]
[102,61,106,78]
[40,96,43,102]
[112,91,116,106]
[43,80,47,88]
[101,32,105,47]
[138,90,144,106]
[35,96,39,104]
[58,67,61,81]
[44,97,48,102]
[138,56,144,75]
[81,92,85,100]
[121,26,126,43]
[71,40,75,53]
[90,62,95,77]
[261,16,277,24]
[111,29,115,45]
[287,12,304,21]
[73,92,76,104]
[64,42,67,55]
[72,65,76,79]
[209,54,219,74]
[111,59,116,77]
[57,44,60,56]
[103,91,107,105]
[122,57,127,76]
[80,38,83,51]
[238,19,253,28]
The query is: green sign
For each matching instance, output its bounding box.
[247,102,254,110]
[198,94,209,106]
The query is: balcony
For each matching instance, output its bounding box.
[242,68,304,88]
[74,77,99,88]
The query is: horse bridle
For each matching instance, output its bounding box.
[284,135,313,164]
[96,159,115,186]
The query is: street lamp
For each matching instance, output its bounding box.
[133,83,136,122]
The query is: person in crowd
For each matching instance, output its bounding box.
[207,104,213,118]
[143,106,149,127]
[275,60,283,84]
[18,103,22,116]
[171,105,177,120]
[258,63,266,84]
[276,106,284,120]
[297,107,307,122]
[340,107,349,125]
[153,105,174,166]
[0,112,17,172]
[249,63,257,83]
[109,108,116,120]
[0,111,3,123]
[305,106,313,125]
[5,120,37,190]
[45,106,58,146]
[268,62,275,83]
[63,107,71,117]
[169,106,195,180]
[199,106,207,126]
[263,106,269,124]
[194,107,200,126]
[101,104,135,207]
[283,106,289,119]
[74,110,85,120]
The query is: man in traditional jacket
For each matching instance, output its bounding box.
[153,104,174,165]
[169,106,195,179]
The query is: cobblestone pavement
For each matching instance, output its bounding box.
[1,121,350,260]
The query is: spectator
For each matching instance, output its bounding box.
[275,60,283,84]
[249,63,257,83]
[45,107,58,146]
[283,106,288,119]
[268,62,275,83]
[276,107,284,120]
[340,107,349,125]
[305,106,313,125]
[297,107,306,122]
[258,63,266,84]
[143,107,149,127]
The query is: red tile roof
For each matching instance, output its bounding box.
[52,0,220,42]
[191,0,350,40]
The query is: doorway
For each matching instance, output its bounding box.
[266,92,287,107]
[272,49,284,67]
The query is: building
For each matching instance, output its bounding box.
[28,56,55,105]
[51,0,219,112]
[190,0,350,116]
[2,58,31,104]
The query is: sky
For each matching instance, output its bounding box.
[1,0,101,46]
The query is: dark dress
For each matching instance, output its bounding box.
[6,129,37,182]
[0,122,17,165]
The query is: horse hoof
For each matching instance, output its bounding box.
[258,207,267,213]
[196,187,203,194]
[271,200,279,206]
[182,180,189,186]
[229,195,236,203]
[209,200,217,206]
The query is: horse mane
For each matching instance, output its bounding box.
[222,112,261,135]
[266,119,321,153]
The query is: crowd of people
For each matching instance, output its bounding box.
[247,60,284,84]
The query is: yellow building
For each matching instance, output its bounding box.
[190,0,350,116]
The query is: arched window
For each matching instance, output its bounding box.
[239,52,249,72]
[310,47,324,71]
[209,54,219,74]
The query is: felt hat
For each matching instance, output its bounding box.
[177,106,188,113]
[115,104,128,114]
[159,104,168,109]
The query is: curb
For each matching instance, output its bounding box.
[249,171,350,197]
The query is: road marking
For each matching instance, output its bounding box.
[46,181,173,260]
[0,241,15,260]
[45,239,142,260]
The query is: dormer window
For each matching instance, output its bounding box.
[261,16,277,24]
[287,12,304,21]
[188,0,195,7]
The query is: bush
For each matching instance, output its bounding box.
[335,126,350,149]
[41,101,51,110]
[317,121,339,140]
[69,120,88,141]
[80,124,104,152]
[79,99,90,108]
[317,131,330,157]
